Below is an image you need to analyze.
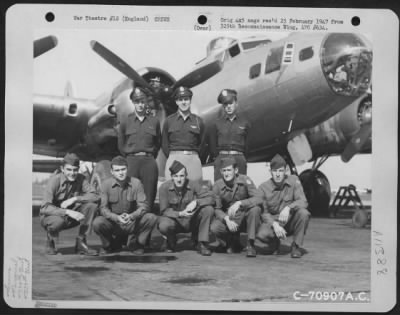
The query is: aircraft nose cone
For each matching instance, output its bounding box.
[321,33,372,96]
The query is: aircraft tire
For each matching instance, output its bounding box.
[299,169,331,217]
[90,160,112,193]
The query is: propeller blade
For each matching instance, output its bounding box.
[341,124,371,162]
[34,36,58,58]
[90,40,154,93]
[172,60,223,89]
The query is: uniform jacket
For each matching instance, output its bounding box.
[40,172,99,216]
[161,112,205,157]
[159,179,214,219]
[118,113,161,157]
[213,174,263,221]
[258,174,308,224]
[208,114,251,159]
[99,177,148,223]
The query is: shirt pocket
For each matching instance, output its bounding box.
[108,192,120,204]
[125,126,138,144]
[188,125,200,135]
[145,126,157,136]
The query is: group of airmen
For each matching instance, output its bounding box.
[40,85,311,259]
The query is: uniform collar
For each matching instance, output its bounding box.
[133,113,146,122]
[271,175,291,190]
[224,114,237,121]
[177,111,193,121]
[111,177,132,188]
[60,172,77,186]
[168,179,192,191]
[220,174,245,190]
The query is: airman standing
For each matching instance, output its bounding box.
[118,87,161,212]
[161,86,205,182]
[208,89,251,181]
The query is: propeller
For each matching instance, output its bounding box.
[90,40,154,93]
[341,124,371,162]
[34,35,58,58]
[341,97,372,162]
[90,40,223,98]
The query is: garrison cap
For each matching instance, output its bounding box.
[220,156,237,169]
[218,89,237,104]
[169,160,186,175]
[130,87,148,102]
[174,86,193,99]
[111,155,128,167]
[270,154,287,170]
[63,153,80,167]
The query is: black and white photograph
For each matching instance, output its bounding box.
[4,4,398,312]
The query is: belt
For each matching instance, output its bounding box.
[219,150,243,155]
[129,152,153,157]
[170,150,198,155]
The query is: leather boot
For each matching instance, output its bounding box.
[198,242,212,256]
[291,242,303,258]
[45,233,57,255]
[75,237,98,256]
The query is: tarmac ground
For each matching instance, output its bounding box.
[32,205,371,303]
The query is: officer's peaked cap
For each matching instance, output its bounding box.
[130,87,147,102]
[218,89,237,104]
[174,86,193,99]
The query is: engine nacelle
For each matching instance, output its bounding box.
[305,94,372,158]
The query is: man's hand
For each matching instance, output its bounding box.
[272,222,287,239]
[185,200,197,214]
[224,216,239,232]
[61,197,77,209]
[179,208,194,218]
[228,201,242,218]
[65,209,85,222]
[278,206,291,225]
[118,213,130,225]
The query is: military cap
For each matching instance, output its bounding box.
[174,86,193,99]
[63,153,80,167]
[218,89,237,104]
[130,87,147,102]
[270,154,287,170]
[111,155,128,167]
[220,156,237,169]
[169,160,186,175]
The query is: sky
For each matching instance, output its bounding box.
[33,28,372,190]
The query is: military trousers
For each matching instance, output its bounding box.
[158,206,214,243]
[165,152,202,182]
[210,206,261,244]
[92,213,157,249]
[127,155,158,213]
[40,202,98,237]
[214,153,247,181]
[256,208,311,248]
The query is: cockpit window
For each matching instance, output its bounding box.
[299,46,314,61]
[321,33,372,96]
[265,46,284,74]
[228,44,241,58]
[242,39,271,50]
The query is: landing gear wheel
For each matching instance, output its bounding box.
[299,169,331,217]
[90,160,112,193]
[352,209,368,228]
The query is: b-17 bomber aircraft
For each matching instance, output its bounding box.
[33,32,372,216]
